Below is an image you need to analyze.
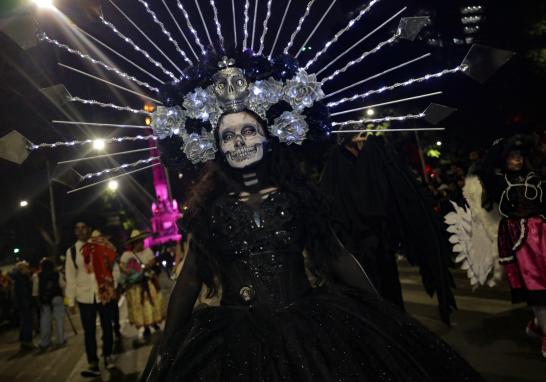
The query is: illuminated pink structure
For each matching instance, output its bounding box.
[145,146,182,247]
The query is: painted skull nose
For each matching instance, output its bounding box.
[234,134,245,148]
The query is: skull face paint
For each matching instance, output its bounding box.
[219,112,267,169]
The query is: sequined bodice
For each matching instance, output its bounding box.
[210,190,311,307]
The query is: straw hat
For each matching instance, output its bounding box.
[125,229,150,244]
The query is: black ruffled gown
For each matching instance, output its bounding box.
[143,190,483,381]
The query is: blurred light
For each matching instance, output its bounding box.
[143,103,155,113]
[145,116,152,126]
[107,180,119,191]
[366,108,375,116]
[161,260,167,267]
[460,5,483,15]
[13,248,20,254]
[93,139,105,150]
[34,0,55,9]
[427,148,441,158]
[461,15,482,24]
[436,140,442,146]
[19,200,29,207]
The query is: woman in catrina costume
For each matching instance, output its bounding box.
[140,49,483,381]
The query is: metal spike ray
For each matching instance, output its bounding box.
[324,53,432,99]
[251,0,259,51]
[58,147,157,165]
[331,113,426,127]
[258,0,273,55]
[68,96,151,115]
[67,163,161,194]
[194,0,215,49]
[304,0,380,69]
[243,0,250,50]
[295,0,337,58]
[177,0,206,55]
[316,7,406,77]
[37,32,160,93]
[332,127,445,134]
[327,66,466,108]
[58,63,162,104]
[76,26,165,84]
[52,121,150,130]
[284,0,316,54]
[320,33,400,84]
[107,0,185,75]
[82,157,160,181]
[333,103,457,127]
[136,0,193,66]
[29,135,158,150]
[330,92,443,117]
[161,0,199,60]
[231,0,238,48]
[210,0,225,51]
[268,0,291,58]
[100,17,179,82]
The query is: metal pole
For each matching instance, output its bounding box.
[46,161,60,259]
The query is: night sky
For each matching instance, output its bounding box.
[0,0,544,264]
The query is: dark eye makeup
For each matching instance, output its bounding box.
[222,131,235,141]
[241,125,257,135]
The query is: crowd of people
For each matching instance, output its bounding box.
[2,220,168,378]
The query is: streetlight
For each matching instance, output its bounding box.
[436,140,443,147]
[107,180,119,191]
[366,108,375,116]
[19,200,29,207]
[33,0,55,9]
[93,139,105,151]
[13,248,20,254]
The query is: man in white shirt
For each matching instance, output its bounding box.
[65,221,115,377]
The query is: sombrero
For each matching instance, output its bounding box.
[125,229,151,244]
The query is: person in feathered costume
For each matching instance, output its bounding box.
[321,134,457,322]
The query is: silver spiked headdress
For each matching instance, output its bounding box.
[2,0,512,192]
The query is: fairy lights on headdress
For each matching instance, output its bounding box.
[15,0,512,192]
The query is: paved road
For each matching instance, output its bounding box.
[0,262,545,381]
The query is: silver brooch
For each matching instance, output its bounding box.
[269,111,309,145]
[283,69,325,111]
[180,129,217,165]
[151,106,186,139]
[246,77,284,120]
[183,87,221,123]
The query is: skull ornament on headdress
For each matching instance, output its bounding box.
[212,57,249,113]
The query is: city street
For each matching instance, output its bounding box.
[1,261,545,382]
